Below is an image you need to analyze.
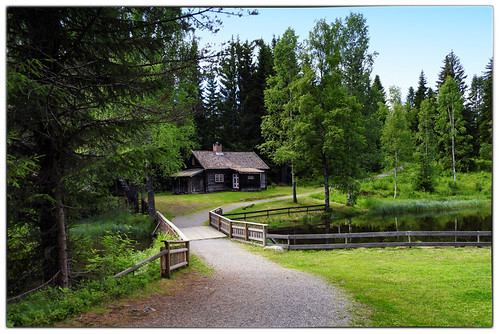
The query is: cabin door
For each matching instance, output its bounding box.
[232,173,240,190]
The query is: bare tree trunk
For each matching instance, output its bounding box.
[450,107,457,184]
[291,164,297,204]
[147,174,156,220]
[323,156,330,211]
[54,185,69,288]
[394,151,398,199]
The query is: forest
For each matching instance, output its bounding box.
[6,7,492,302]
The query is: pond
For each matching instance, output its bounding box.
[268,207,492,245]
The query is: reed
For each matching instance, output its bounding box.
[364,198,490,216]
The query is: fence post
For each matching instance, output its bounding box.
[165,241,171,279]
[229,220,233,239]
[186,241,190,266]
[245,223,249,241]
[218,216,221,231]
[160,246,167,278]
[262,226,267,246]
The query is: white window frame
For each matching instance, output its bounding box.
[215,174,224,183]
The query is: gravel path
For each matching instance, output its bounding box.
[68,193,355,328]
[138,194,355,328]
[130,238,353,327]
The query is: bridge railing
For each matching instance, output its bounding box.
[209,207,268,246]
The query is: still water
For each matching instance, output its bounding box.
[269,207,492,244]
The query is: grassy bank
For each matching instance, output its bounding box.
[252,246,492,327]
[155,185,321,219]
[7,233,205,327]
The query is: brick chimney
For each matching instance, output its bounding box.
[213,142,223,155]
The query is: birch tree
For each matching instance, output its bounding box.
[381,88,413,199]
[436,76,470,184]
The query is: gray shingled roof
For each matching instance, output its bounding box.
[192,150,270,171]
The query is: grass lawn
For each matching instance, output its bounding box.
[155,185,321,219]
[250,246,492,327]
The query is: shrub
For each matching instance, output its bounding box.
[7,234,169,327]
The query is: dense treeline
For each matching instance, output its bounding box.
[195,13,492,208]
[6,6,252,297]
[7,8,492,298]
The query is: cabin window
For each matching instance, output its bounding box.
[215,174,224,183]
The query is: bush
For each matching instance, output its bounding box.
[7,234,169,327]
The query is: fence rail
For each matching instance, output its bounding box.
[160,240,190,278]
[155,211,188,241]
[209,208,268,246]
[267,230,492,250]
[222,204,325,220]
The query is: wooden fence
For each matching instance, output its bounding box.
[267,230,492,250]
[154,211,188,241]
[113,240,189,278]
[160,240,190,278]
[115,212,190,279]
[209,208,268,246]
[222,204,325,220]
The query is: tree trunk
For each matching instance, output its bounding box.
[394,151,398,199]
[147,174,156,220]
[291,164,297,204]
[323,156,330,211]
[450,107,457,184]
[54,185,69,288]
[119,179,139,213]
[347,184,352,206]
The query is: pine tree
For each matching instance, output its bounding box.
[478,58,493,159]
[414,70,428,110]
[7,7,212,291]
[437,50,468,94]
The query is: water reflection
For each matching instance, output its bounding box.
[269,207,492,245]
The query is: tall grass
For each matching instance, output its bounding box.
[363,198,490,216]
[7,233,170,327]
[70,209,156,244]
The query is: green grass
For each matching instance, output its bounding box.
[251,246,492,327]
[7,233,208,327]
[155,185,321,219]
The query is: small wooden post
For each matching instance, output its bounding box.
[245,223,249,241]
[218,216,221,231]
[160,246,167,278]
[229,220,233,239]
[262,226,267,246]
[186,241,190,266]
[165,241,171,278]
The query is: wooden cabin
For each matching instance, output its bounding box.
[172,143,270,194]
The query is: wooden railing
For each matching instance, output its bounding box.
[222,204,325,220]
[155,211,188,241]
[160,240,190,278]
[113,240,189,279]
[209,208,268,246]
[267,230,492,250]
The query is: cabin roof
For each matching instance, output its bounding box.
[192,150,270,171]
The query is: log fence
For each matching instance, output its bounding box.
[267,230,492,250]
[222,204,325,220]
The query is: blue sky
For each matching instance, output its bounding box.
[195,5,493,99]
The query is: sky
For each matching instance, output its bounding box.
[194,5,493,98]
